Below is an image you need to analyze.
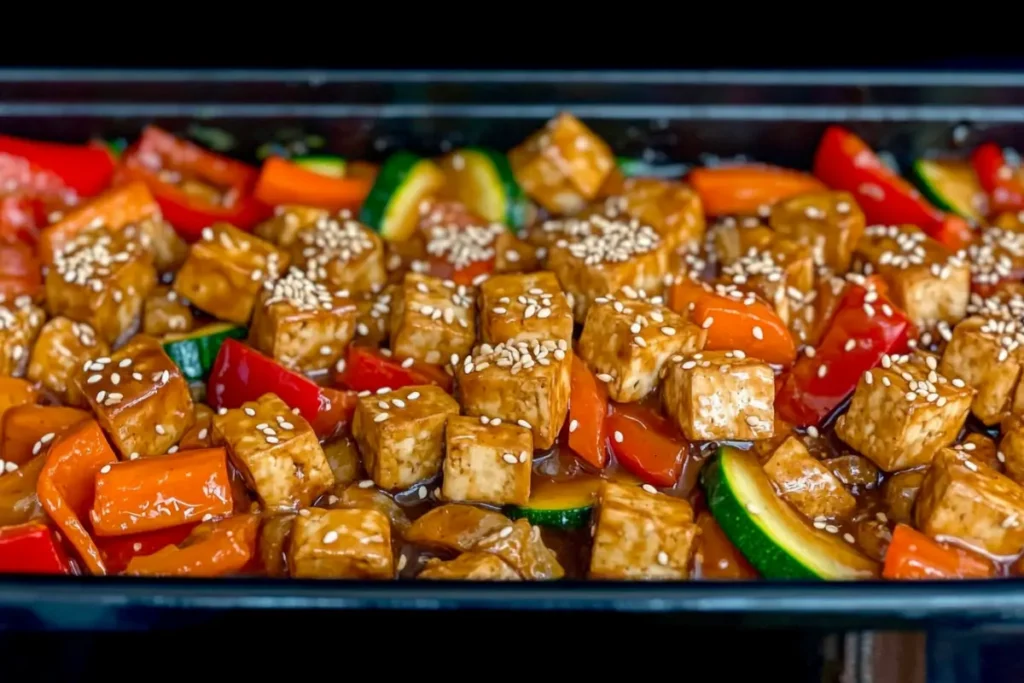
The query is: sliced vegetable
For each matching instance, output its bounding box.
[439,147,529,229]
[360,152,445,241]
[0,521,73,574]
[616,157,689,179]
[124,513,259,577]
[254,156,372,212]
[702,446,878,580]
[2,405,91,466]
[605,402,687,488]
[292,155,346,178]
[505,476,600,530]
[311,387,360,440]
[162,322,247,381]
[567,355,609,469]
[0,377,38,440]
[0,194,44,247]
[95,523,199,575]
[0,241,41,300]
[0,134,115,197]
[882,523,996,580]
[913,158,986,222]
[971,142,1024,216]
[694,511,759,579]
[687,164,825,216]
[0,453,45,527]
[337,345,452,394]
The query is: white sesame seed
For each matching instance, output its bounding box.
[323,531,339,544]
[519,451,528,463]
[407,391,420,400]
[374,413,389,423]
[96,390,106,403]
[634,335,647,347]
[320,345,333,356]
[642,484,658,494]
[964,460,979,472]
[100,465,111,474]
[596,373,613,382]
[817,364,828,378]
[490,417,502,426]
[217,407,228,415]
[752,325,764,340]
[244,408,256,417]
[266,436,280,444]
[569,419,579,433]
[498,526,514,538]
[502,453,518,464]
[358,479,375,489]
[701,317,714,329]
[657,551,669,566]
[155,424,166,435]
[613,430,624,443]
[198,428,208,440]
[806,426,820,438]
[843,533,856,543]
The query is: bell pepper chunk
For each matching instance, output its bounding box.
[0,194,44,247]
[2,405,91,466]
[90,448,234,537]
[606,402,687,488]
[0,241,41,300]
[254,156,372,212]
[971,142,1024,216]
[338,345,453,394]
[814,126,974,250]
[124,513,259,577]
[0,453,46,527]
[36,420,118,575]
[687,164,825,216]
[0,521,73,574]
[567,354,609,469]
[694,511,759,579]
[95,523,198,575]
[0,134,115,197]
[0,376,38,431]
[882,523,996,580]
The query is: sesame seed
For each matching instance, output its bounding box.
[682,360,697,370]
[279,422,294,430]
[198,428,208,440]
[701,317,714,329]
[502,453,518,464]
[817,364,828,378]
[596,373,613,382]
[87,374,102,384]
[634,335,647,347]
[660,326,676,336]
[96,390,106,403]
[266,435,280,444]
[825,524,839,534]
[964,460,979,472]
[519,451,528,463]
[569,419,579,433]
[498,526,514,539]
[752,325,764,340]
[952,378,966,388]
[657,551,669,566]
[843,533,856,543]
[378,401,390,410]
[642,484,657,494]
[613,430,624,443]
[844,339,856,352]
[806,426,820,438]
[376,387,391,394]
[745,503,762,515]
[319,345,333,356]
[407,392,420,400]
[244,408,256,417]
[490,417,502,426]
[374,413,389,423]
[358,480,375,489]
[217,408,228,415]
[100,465,111,474]
[155,424,166,435]
[323,531,339,544]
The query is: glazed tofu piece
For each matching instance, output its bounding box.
[611,177,706,252]
[578,294,705,403]
[1000,415,1024,485]
[353,284,396,347]
[212,393,334,510]
[939,316,1024,426]
[255,205,329,249]
[389,273,476,365]
[884,470,926,525]
[0,296,44,377]
[471,517,564,580]
[719,240,815,323]
[287,507,393,579]
[331,481,411,536]
[456,338,571,449]
[442,415,533,506]
[661,350,775,441]
[478,271,574,345]
[418,551,521,580]
[836,353,973,472]
[27,317,107,405]
[964,227,1024,293]
[122,217,188,274]
[769,191,865,271]
[589,480,699,580]
[405,504,511,552]
[247,268,357,373]
[494,232,540,274]
[853,225,970,327]
[172,223,288,326]
[508,112,615,215]
[763,436,856,520]
[46,227,157,345]
[710,218,775,266]
[351,384,459,490]
[178,403,215,451]
[288,211,387,294]
[142,286,193,337]
[956,432,1002,472]
[915,448,1024,556]
[76,335,195,459]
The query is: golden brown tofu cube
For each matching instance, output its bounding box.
[443,415,533,506]
[287,507,393,579]
[123,217,188,274]
[456,338,571,449]
[578,295,705,403]
[710,218,775,266]
[172,223,288,326]
[853,225,970,327]
[915,448,1024,556]
[289,212,387,294]
[353,284,396,347]
[509,112,615,215]
[27,317,108,405]
[589,480,699,580]
[331,481,411,536]
[769,191,865,271]
[178,403,215,451]
[472,518,564,580]
[609,178,706,252]
[956,432,1002,472]
[351,384,459,490]
[76,335,195,459]
[46,227,157,345]
[939,316,1024,426]
[478,271,573,345]
[255,205,329,249]
[248,269,357,373]
[0,296,44,377]
[719,239,815,324]
[836,353,973,472]
[763,436,856,520]
[661,350,775,441]
[494,232,540,274]
[964,226,1024,293]
[884,470,925,525]
[405,504,511,552]
[1000,415,1024,485]
[142,286,193,337]
[390,273,476,365]
[212,393,334,510]
[418,551,521,580]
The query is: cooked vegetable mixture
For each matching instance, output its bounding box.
[1,115,1024,582]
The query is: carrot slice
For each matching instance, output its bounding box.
[567,355,609,469]
[2,405,90,466]
[124,513,259,577]
[687,165,825,216]
[254,157,372,212]
[882,523,996,580]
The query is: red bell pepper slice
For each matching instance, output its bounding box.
[0,194,44,247]
[254,156,372,212]
[567,355,609,469]
[337,345,453,394]
[775,281,914,427]
[0,521,73,574]
[118,126,270,240]
[971,142,1024,216]
[605,402,688,487]
[0,134,115,197]
[311,387,359,440]
[123,513,259,577]
[883,524,996,580]
[95,523,198,575]
[814,126,975,250]
[0,241,41,300]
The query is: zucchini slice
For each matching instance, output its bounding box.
[702,446,878,580]
[293,155,347,178]
[506,476,600,530]
[163,322,247,381]
[913,158,986,222]
[359,152,445,241]
[439,147,531,229]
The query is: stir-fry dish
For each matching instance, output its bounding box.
[0,115,1023,582]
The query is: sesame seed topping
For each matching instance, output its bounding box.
[657,551,669,566]
[100,465,111,474]
[642,484,658,494]
[374,413,389,423]
[806,426,820,438]
[502,453,518,464]
[358,480,375,489]
[569,419,579,433]
[613,430,624,443]
[244,408,256,417]
[322,531,339,544]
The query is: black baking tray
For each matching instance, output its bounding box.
[5,68,1024,630]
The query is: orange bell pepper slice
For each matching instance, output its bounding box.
[694,511,759,579]
[254,156,372,212]
[37,420,118,575]
[687,165,825,216]
[95,523,199,575]
[90,447,234,537]
[567,355,609,469]
[2,405,90,466]
[124,513,260,577]
[605,402,688,488]
[882,523,996,580]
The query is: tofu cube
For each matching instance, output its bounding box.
[915,448,1024,556]
[1000,415,1024,485]
[853,224,970,327]
[442,415,533,506]
[142,286,193,337]
[508,112,615,214]
[351,384,460,490]
[763,436,856,520]
[77,335,195,459]
[46,227,157,345]
[172,223,289,326]
[212,393,334,509]
[389,273,476,365]
[288,212,387,294]
[589,480,699,580]
[711,218,775,266]
[27,317,108,405]
[472,518,564,579]
[255,205,329,249]
[178,403,215,451]
[939,316,1024,426]
[661,350,775,441]
[0,296,44,377]
[456,338,571,449]
[418,551,521,580]
[287,507,393,579]
[494,232,540,274]
[836,353,974,472]
[122,216,188,274]
[612,178,706,251]
[719,239,814,324]
[247,268,357,373]
[769,191,865,271]
[478,271,574,345]
[578,295,705,402]
[353,284,396,348]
